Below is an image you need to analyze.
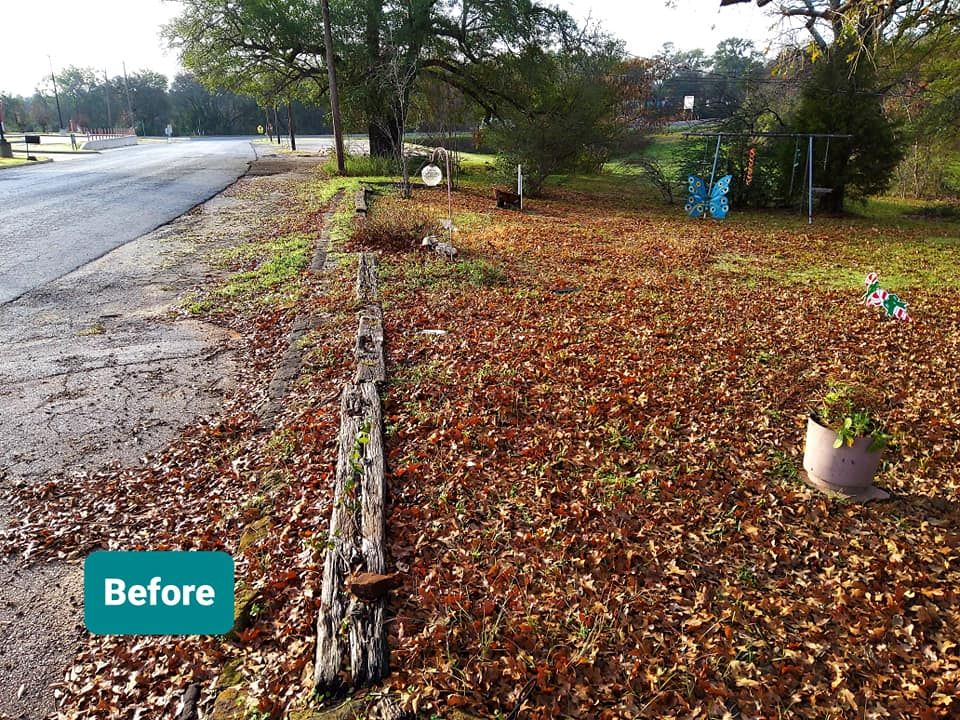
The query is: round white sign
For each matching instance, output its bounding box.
[421,164,443,186]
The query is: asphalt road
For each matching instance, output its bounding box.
[0,137,258,305]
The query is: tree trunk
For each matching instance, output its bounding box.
[287,103,296,151]
[400,152,411,198]
[364,0,387,158]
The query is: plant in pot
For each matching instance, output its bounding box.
[802,380,892,502]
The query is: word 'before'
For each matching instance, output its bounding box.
[84,550,234,635]
[104,577,216,607]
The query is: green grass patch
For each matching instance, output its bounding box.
[456,151,497,176]
[187,232,313,315]
[298,175,363,248]
[710,224,960,291]
[323,152,399,178]
[450,210,492,233]
[306,174,363,206]
[711,253,860,289]
[547,163,645,195]
[389,256,510,291]
[643,133,686,161]
[329,198,356,247]
[454,258,510,287]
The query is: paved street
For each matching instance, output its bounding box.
[0,138,257,304]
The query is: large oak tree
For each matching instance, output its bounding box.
[165,0,585,155]
[719,1,959,46]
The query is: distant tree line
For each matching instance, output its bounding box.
[0,68,333,137]
[639,39,769,123]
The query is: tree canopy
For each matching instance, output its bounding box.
[164,0,595,154]
[719,0,960,53]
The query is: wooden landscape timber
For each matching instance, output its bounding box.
[355,305,386,384]
[356,251,379,304]
[314,252,392,696]
[355,254,385,384]
[355,188,369,215]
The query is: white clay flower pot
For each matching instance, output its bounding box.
[802,415,889,502]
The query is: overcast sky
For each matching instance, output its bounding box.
[0,0,792,97]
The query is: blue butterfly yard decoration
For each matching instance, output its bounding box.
[686,174,732,220]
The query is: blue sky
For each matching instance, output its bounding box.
[0,0,796,97]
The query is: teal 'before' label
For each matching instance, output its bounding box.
[84,551,234,635]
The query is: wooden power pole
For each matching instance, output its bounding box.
[321,0,346,174]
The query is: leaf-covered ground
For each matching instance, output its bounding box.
[376,186,960,719]
[2,163,958,719]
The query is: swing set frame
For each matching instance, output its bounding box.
[682,131,852,224]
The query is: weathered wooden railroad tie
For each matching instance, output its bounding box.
[314,252,395,696]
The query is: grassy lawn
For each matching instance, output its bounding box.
[0,156,49,168]
[349,169,959,718]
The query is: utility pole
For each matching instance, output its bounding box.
[321,0,346,174]
[103,68,112,128]
[122,62,134,129]
[48,55,64,132]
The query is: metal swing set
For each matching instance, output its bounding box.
[683,131,852,224]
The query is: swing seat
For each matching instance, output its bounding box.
[812,186,833,197]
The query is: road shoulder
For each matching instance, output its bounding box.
[0,154,321,718]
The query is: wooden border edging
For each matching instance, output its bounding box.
[355,254,385,384]
[314,381,388,691]
[355,188,369,215]
[314,252,391,695]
